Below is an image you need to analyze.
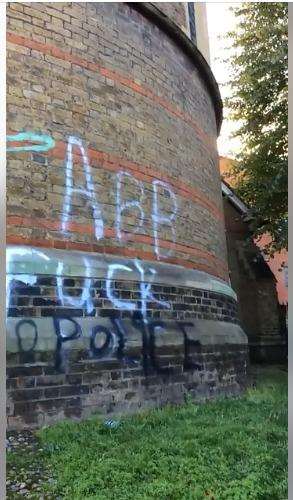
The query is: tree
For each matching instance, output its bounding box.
[225,2,288,255]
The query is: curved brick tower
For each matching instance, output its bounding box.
[6,3,248,429]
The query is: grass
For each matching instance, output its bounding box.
[7,365,288,499]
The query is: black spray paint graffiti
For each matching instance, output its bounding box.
[9,258,203,374]
[14,314,202,375]
[15,319,38,353]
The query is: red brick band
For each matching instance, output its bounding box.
[7,134,224,223]
[6,234,229,282]
[7,214,227,271]
[7,30,227,281]
[7,31,217,157]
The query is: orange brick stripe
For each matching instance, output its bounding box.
[32,139,223,223]
[7,32,217,157]
[7,129,224,222]
[6,234,229,282]
[7,215,228,274]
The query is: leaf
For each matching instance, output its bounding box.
[222,2,288,253]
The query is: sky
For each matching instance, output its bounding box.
[206,2,242,159]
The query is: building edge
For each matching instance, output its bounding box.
[130,2,223,134]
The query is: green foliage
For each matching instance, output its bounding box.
[19,366,287,500]
[225,3,288,254]
[7,367,287,499]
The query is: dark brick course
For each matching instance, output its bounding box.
[7,340,249,429]
[7,275,239,324]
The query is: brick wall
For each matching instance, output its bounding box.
[7,264,247,429]
[155,2,188,32]
[7,343,248,429]
[7,2,226,277]
[6,2,248,429]
[7,274,239,324]
[223,197,285,362]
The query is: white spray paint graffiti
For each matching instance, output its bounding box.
[106,259,170,321]
[116,171,145,241]
[56,257,95,315]
[133,260,170,321]
[6,274,37,310]
[61,136,104,240]
[6,247,50,309]
[7,132,180,367]
[152,180,177,259]
[8,132,179,260]
[7,249,171,319]
[7,255,174,372]
[106,264,136,312]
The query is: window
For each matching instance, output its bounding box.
[188,3,196,44]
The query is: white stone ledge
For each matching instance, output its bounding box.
[6,245,237,301]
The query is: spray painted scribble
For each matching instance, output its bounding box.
[62,136,104,240]
[15,319,38,353]
[56,257,95,315]
[6,132,55,152]
[7,253,202,375]
[12,314,201,375]
[116,171,145,241]
[152,180,177,260]
[7,132,179,260]
[106,260,170,321]
[6,129,183,375]
[61,136,178,259]
[6,247,50,309]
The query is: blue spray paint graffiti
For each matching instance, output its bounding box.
[6,132,55,153]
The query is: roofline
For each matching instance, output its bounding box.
[221,181,249,215]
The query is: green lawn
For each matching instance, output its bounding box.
[7,366,288,499]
